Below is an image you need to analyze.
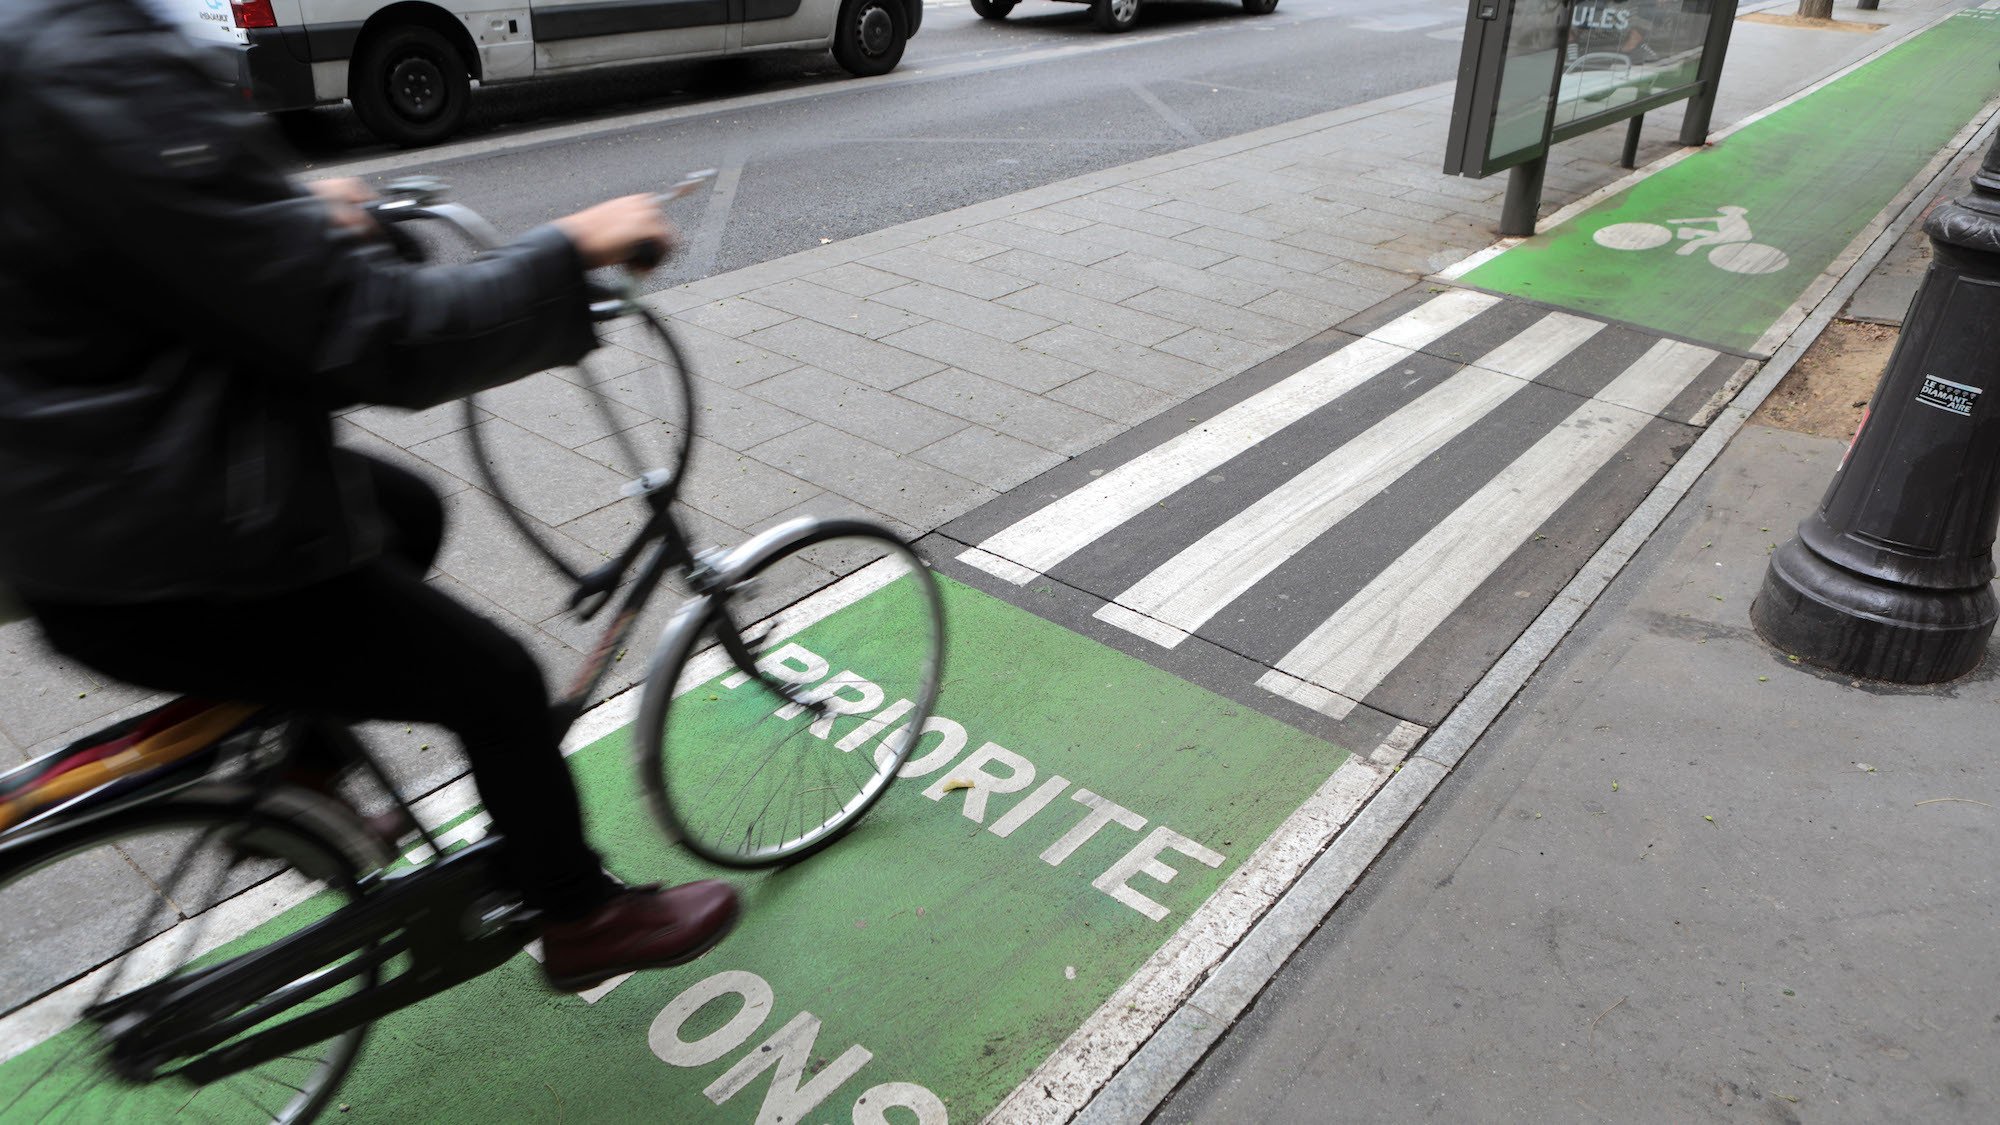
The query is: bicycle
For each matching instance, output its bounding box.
[0,180,946,1123]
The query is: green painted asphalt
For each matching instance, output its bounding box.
[1,577,1351,1122]
[1461,9,2000,354]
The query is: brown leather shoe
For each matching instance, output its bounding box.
[540,881,740,993]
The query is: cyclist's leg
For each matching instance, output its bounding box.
[30,566,618,920]
[289,454,447,779]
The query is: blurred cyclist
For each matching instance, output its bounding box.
[0,0,735,991]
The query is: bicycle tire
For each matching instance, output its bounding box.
[461,303,696,584]
[0,785,386,1124]
[634,518,946,868]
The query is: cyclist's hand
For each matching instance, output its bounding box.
[307,177,380,236]
[555,195,680,273]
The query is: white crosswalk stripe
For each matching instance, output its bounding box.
[1093,310,1605,648]
[1262,338,1719,704]
[959,289,1499,583]
[953,287,1727,719]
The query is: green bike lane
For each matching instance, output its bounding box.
[1455,5,2000,356]
[1,573,1391,1124]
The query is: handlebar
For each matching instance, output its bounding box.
[362,171,715,320]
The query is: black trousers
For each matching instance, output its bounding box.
[30,457,617,920]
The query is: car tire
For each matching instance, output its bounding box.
[1241,0,1278,12]
[833,0,909,77]
[350,24,470,147]
[1092,0,1140,32]
[971,0,1017,18]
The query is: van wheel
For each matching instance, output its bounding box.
[833,0,908,77]
[971,0,1017,18]
[351,25,470,147]
[1093,0,1140,32]
[1241,0,1278,11]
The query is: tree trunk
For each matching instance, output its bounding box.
[1798,0,1835,18]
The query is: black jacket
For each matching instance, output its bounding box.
[0,0,596,603]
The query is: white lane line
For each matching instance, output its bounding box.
[1351,12,1458,32]
[1094,312,1604,647]
[988,725,1415,1123]
[960,289,1499,582]
[1267,337,1717,702]
[1127,80,1204,144]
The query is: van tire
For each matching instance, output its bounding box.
[971,0,1016,18]
[832,0,908,77]
[1241,0,1278,11]
[351,24,470,147]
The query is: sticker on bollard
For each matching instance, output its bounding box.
[0,576,1353,1121]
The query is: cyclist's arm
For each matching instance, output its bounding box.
[13,20,595,410]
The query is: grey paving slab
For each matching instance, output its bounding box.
[688,378,813,452]
[1045,370,1179,427]
[917,232,1009,264]
[1125,288,1306,349]
[1154,328,1285,373]
[429,486,601,626]
[1010,208,1096,235]
[962,219,1123,267]
[1017,324,1223,397]
[879,320,1089,395]
[674,436,825,533]
[1091,251,1276,308]
[0,622,154,752]
[559,495,742,563]
[605,318,800,390]
[860,245,1029,301]
[897,368,1123,457]
[1245,288,1353,330]
[334,420,472,497]
[1178,225,1342,275]
[1208,255,1382,315]
[978,249,1155,303]
[741,318,945,391]
[998,284,1183,348]
[347,400,486,448]
[746,422,994,530]
[474,370,652,450]
[1048,196,1201,240]
[1067,222,1231,270]
[804,261,906,298]
[744,365,967,454]
[670,296,792,338]
[741,278,926,341]
[867,279,1058,343]
[912,426,1067,494]
[760,490,920,547]
[414,418,628,528]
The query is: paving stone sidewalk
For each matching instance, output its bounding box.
[2,0,1958,802]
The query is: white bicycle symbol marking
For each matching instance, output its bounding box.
[1592,205,1791,275]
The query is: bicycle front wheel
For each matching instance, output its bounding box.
[0,786,384,1124]
[636,519,945,868]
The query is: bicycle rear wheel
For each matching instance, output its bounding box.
[0,787,384,1123]
[635,519,946,868]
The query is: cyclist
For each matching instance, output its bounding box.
[0,0,735,992]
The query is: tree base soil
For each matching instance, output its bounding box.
[1749,319,1898,441]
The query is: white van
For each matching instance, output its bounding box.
[173,0,921,146]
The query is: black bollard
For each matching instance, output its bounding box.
[1751,131,2000,683]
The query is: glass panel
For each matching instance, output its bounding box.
[1486,0,1569,165]
[1554,0,1715,129]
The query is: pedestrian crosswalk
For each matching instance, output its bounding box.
[945,287,1743,730]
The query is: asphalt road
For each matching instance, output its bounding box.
[292,0,1465,291]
